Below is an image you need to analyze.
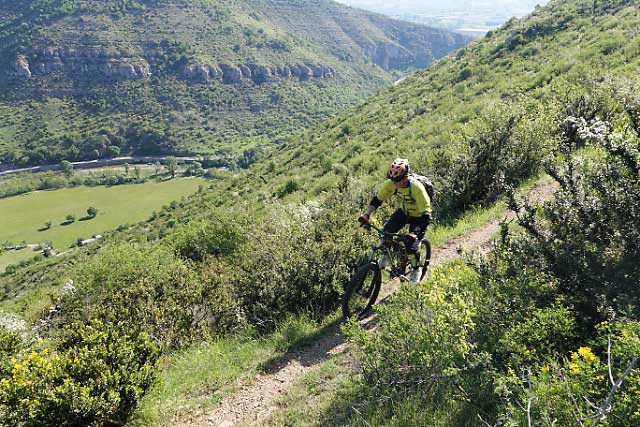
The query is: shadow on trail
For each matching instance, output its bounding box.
[258,293,396,377]
[260,318,346,375]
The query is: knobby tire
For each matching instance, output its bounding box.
[419,239,432,281]
[342,262,381,320]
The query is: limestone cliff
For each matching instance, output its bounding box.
[8,47,151,81]
[181,61,335,84]
[8,49,335,85]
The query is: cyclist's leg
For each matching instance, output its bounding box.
[383,208,408,234]
[407,214,431,267]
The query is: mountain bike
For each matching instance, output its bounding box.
[342,218,431,319]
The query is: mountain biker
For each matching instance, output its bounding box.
[358,158,432,284]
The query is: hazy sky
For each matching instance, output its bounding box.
[335,0,550,32]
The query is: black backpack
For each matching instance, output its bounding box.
[409,173,435,203]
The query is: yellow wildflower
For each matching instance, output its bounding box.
[569,362,581,374]
[595,321,609,330]
[595,375,605,382]
[578,347,597,363]
[571,352,579,361]
[541,365,550,373]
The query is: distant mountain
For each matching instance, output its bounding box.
[335,0,551,34]
[221,0,640,210]
[0,0,470,167]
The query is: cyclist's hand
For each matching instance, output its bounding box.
[358,214,370,228]
[407,233,417,240]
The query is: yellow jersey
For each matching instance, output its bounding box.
[377,179,432,217]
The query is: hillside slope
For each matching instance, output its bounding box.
[5,0,640,301]
[230,0,640,213]
[0,0,469,167]
[4,0,640,290]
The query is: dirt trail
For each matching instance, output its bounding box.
[174,180,557,427]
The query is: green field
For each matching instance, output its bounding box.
[0,177,207,271]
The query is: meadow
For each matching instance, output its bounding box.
[0,177,207,271]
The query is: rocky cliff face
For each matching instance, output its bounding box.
[181,61,335,84]
[8,56,32,80]
[6,47,336,85]
[8,47,151,81]
[361,41,414,71]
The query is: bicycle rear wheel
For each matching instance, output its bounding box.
[419,239,432,281]
[342,262,381,320]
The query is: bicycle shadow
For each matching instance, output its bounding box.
[259,318,347,375]
[257,281,403,377]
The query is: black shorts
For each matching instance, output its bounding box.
[383,209,431,255]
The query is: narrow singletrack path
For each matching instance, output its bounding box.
[175,180,557,427]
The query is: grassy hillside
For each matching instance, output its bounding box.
[211,0,638,214]
[0,1,639,426]
[0,0,469,167]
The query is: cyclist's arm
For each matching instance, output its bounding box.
[366,181,395,216]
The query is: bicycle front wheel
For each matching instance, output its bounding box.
[418,239,432,281]
[342,262,381,320]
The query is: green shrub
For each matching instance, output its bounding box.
[234,191,368,329]
[171,215,245,261]
[510,86,640,324]
[495,304,577,368]
[0,328,22,378]
[60,243,237,349]
[437,102,553,217]
[345,262,484,397]
[494,320,640,427]
[0,320,159,427]
[277,179,299,197]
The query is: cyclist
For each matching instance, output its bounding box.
[358,158,432,284]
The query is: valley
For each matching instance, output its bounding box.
[0,0,470,168]
[336,0,551,34]
[0,176,207,271]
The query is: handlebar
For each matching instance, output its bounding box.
[358,216,412,243]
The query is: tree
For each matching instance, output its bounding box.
[60,160,74,178]
[124,163,130,176]
[44,220,52,230]
[154,162,162,177]
[106,146,121,158]
[87,207,98,218]
[66,214,76,223]
[186,161,203,176]
[165,156,178,178]
[134,166,141,180]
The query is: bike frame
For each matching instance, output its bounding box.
[362,221,417,278]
